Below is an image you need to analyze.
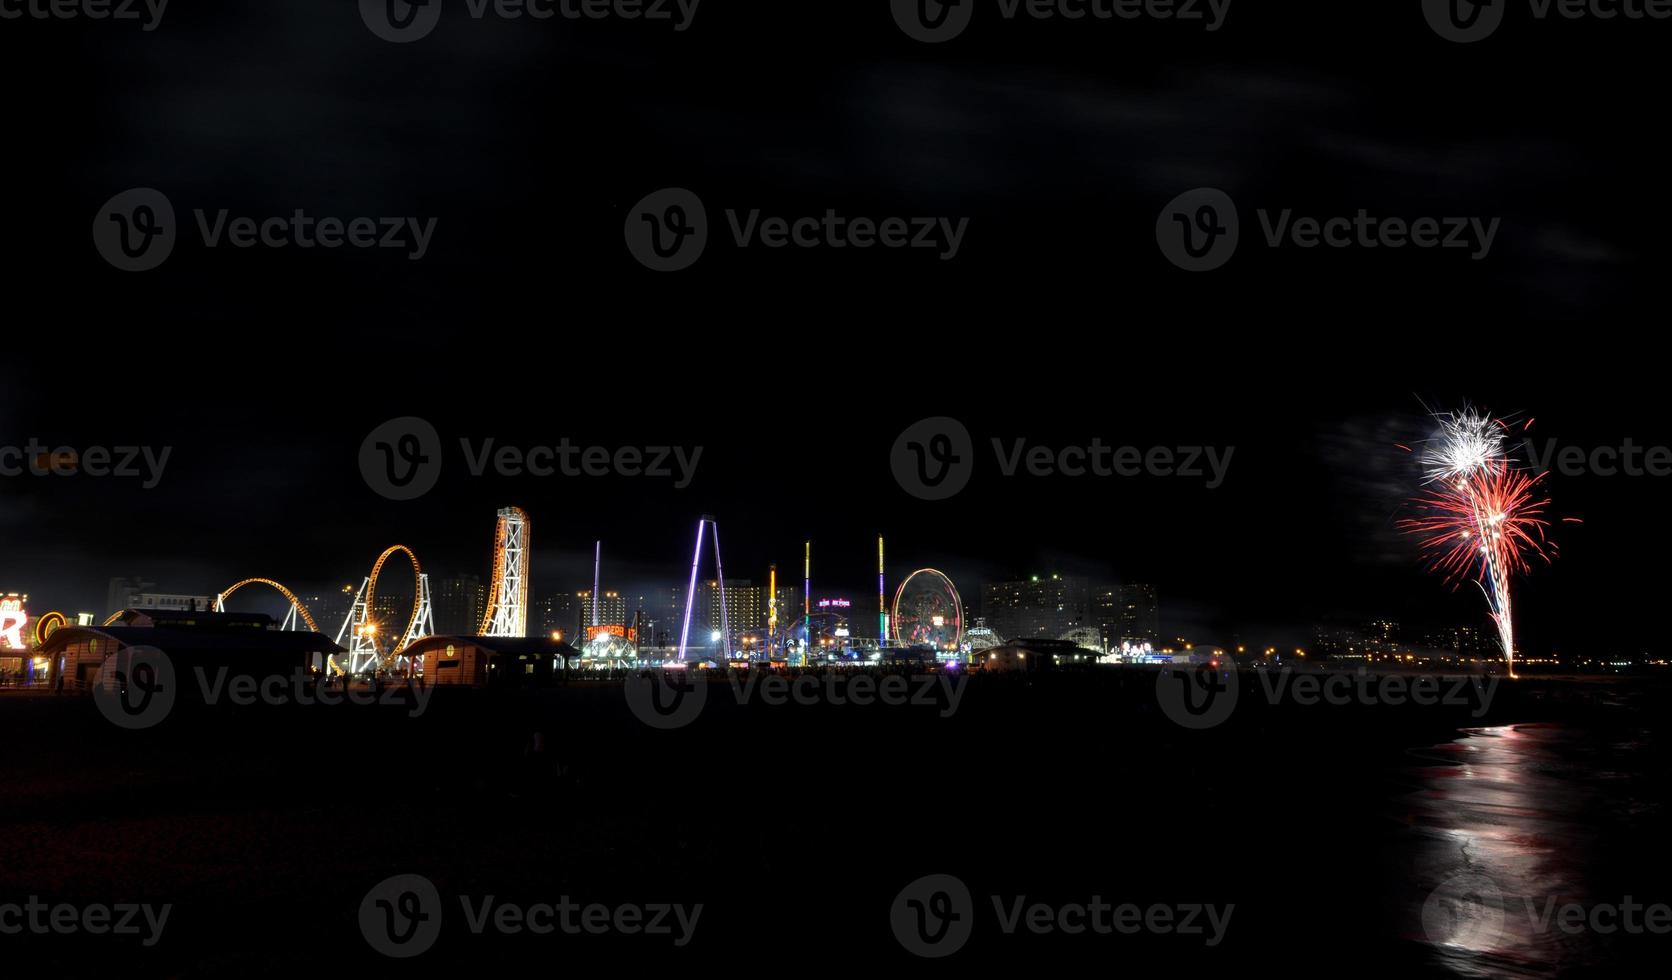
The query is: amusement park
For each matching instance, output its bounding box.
[5,505,1030,694]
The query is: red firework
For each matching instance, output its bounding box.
[1400,462,1556,587]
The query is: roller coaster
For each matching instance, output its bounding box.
[214,578,320,631]
[478,506,530,637]
[336,545,434,675]
[207,508,531,676]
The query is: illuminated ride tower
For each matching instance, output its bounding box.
[582,540,633,669]
[878,534,888,656]
[591,540,601,632]
[767,564,778,662]
[676,515,731,664]
[800,540,811,667]
[480,506,531,638]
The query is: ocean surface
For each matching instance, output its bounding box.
[1399,707,1668,978]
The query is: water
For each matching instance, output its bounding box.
[1399,718,1667,978]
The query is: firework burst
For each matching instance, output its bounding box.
[1418,406,1508,484]
[1400,408,1558,677]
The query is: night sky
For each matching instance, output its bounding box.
[2,2,1662,654]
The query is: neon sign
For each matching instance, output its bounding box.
[586,624,637,644]
[34,611,68,646]
[817,598,851,609]
[0,594,28,651]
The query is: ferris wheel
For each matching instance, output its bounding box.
[890,568,963,651]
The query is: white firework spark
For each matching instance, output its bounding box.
[1419,407,1508,485]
